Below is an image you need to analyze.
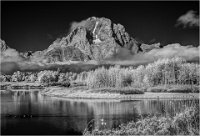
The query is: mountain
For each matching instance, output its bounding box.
[0,39,9,52]
[1,17,199,74]
[31,17,142,63]
[1,17,163,64]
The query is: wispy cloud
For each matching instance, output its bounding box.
[106,43,199,65]
[176,10,199,28]
[0,48,24,62]
[69,19,87,32]
[143,43,199,61]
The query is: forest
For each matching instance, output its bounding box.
[1,57,199,93]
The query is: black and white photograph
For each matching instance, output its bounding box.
[0,0,199,135]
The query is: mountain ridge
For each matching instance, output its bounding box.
[1,17,163,64]
[30,17,144,63]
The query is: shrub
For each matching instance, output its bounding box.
[172,106,199,135]
[0,75,6,82]
[48,81,70,87]
[70,81,86,87]
[11,71,25,82]
[5,75,12,82]
[37,70,59,84]
[90,87,144,94]
[147,85,199,93]
[77,72,88,81]
[84,105,199,135]
[167,87,197,93]
[147,86,168,92]
[58,73,69,82]
[29,74,37,82]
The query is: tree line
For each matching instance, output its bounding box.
[1,57,199,88]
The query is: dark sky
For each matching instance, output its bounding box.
[1,1,199,52]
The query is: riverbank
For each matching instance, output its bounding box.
[0,82,44,90]
[1,82,199,99]
[41,86,199,100]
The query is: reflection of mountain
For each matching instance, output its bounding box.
[1,91,197,134]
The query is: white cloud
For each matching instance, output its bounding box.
[0,48,24,62]
[176,10,199,28]
[144,43,199,61]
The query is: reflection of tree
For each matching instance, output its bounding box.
[2,91,198,134]
[138,99,198,117]
[85,101,141,130]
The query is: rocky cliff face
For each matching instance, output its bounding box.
[0,39,9,52]
[41,17,141,63]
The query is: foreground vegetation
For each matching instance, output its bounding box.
[1,57,199,135]
[1,57,199,93]
[83,104,199,135]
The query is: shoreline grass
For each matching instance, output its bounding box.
[83,105,199,135]
[147,85,199,93]
[0,82,44,90]
[89,87,145,94]
[41,86,199,100]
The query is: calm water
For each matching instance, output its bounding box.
[1,90,198,135]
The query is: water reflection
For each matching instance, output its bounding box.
[1,90,198,135]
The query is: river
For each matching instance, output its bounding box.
[1,90,198,135]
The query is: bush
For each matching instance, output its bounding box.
[84,105,199,135]
[70,81,86,87]
[172,106,199,135]
[37,70,59,85]
[58,73,69,82]
[147,86,168,92]
[147,85,199,93]
[47,81,70,87]
[0,75,6,82]
[167,87,196,93]
[90,87,144,94]
[28,74,37,82]
[11,71,25,82]
[5,75,12,82]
